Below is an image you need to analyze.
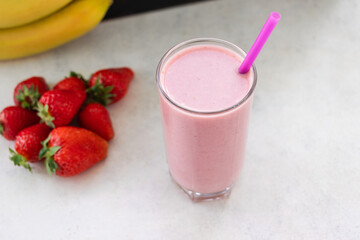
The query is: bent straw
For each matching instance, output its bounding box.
[239,12,281,74]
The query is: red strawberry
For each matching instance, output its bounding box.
[40,126,108,177]
[9,123,52,172]
[88,67,134,105]
[54,72,87,91]
[14,76,49,110]
[79,103,114,141]
[37,89,86,128]
[0,106,40,140]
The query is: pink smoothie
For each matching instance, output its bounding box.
[158,43,255,194]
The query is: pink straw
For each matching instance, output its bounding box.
[239,12,281,74]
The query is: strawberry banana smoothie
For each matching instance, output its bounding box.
[156,38,257,201]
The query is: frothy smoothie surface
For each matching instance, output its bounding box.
[161,45,253,112]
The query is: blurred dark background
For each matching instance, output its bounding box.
[104,0,209,19]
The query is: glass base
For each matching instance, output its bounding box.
[170,174,233,202]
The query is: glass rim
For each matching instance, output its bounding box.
[156,37,257,115]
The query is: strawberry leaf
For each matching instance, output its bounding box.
[40,136,61,176]
[45,156,60,175]
[9,148,32,172]
[0,123,3,135]
[15,85,41,110]
[48,146,61,156]
[36,102,55,128]
[39,135,51,158]
[86,77,115,106]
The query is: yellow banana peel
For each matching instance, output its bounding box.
[0,0,73,29]
[0,0,112,60]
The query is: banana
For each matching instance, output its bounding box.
[0,0,112,60]
[0,0,73,29]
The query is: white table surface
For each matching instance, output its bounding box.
[1,0,359,239]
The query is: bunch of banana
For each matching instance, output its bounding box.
[0,0,112,60]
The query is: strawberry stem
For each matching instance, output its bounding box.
[36,102,55,128]
[0,122,3,135]
[9,148,32,172]
[39,136,61,175]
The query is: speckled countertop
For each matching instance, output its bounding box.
[0,0,359,239]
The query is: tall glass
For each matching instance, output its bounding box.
[156,38,257,201]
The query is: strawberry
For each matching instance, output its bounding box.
[14,76,49,110]
[37,89,86,128]
[0,106,40,140]
[88,67,134,105]
[53,72,87,91]
[79,103,114,141]
[40,126,108,177]
[9,123,52,172]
